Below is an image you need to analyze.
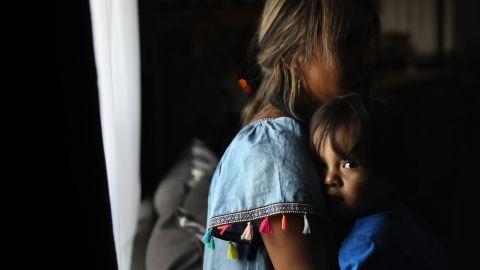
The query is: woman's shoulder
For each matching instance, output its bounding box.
[230,116,307,154]
[207,116,325,230]
[214,116,314,186]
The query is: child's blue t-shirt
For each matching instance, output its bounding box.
[203,116,328,269]
[339,205,448,270]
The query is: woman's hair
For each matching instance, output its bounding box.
[241,0,379,125]
[309,93,407,192]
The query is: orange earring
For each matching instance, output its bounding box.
[238,78,252,96]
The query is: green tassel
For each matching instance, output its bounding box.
[227,241,238,260]
[207,236,215,250]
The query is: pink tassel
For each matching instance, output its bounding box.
[240,222,253,241]
[259,216,273,234]
[217,224,232,235]
[281,214,287,231]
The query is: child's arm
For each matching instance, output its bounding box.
[260,214,331,270]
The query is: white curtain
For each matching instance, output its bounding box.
[89,0,141,269]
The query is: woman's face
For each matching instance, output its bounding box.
[302,1,376,104]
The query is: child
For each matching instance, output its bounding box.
[309,93,448,270]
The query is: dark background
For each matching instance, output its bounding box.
[62,0,479,269]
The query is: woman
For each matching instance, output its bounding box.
[203,1,379,269]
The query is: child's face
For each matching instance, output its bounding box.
[315,127,390,220]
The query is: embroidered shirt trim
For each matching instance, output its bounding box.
[208,202,321,229]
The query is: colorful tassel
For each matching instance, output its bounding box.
[281,214,287,231]
[202,228,212,245]
[217,224,232,235]
[207,236,215,250]
[302,214,311,235]
[240,222,253,241]
[259,216,273,234]
[227,241,239,260]
[203,228,215,249]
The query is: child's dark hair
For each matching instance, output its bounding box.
[309,93,407,196]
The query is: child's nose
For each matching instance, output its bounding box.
[324,170,341,187]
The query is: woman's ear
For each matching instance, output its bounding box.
[288,55,306,78]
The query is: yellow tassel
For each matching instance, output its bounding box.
[227,241,239,260]
[281,214,287,230]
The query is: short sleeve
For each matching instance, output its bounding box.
[339,235,377,270]
[339,234,407,270]
[205,117,326,240]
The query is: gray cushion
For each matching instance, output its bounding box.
[145,139,217,270]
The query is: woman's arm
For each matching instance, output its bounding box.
[260,214,331,270]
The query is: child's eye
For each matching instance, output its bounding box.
[343,161,358,169]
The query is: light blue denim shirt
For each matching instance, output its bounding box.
[203,117,327,269]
